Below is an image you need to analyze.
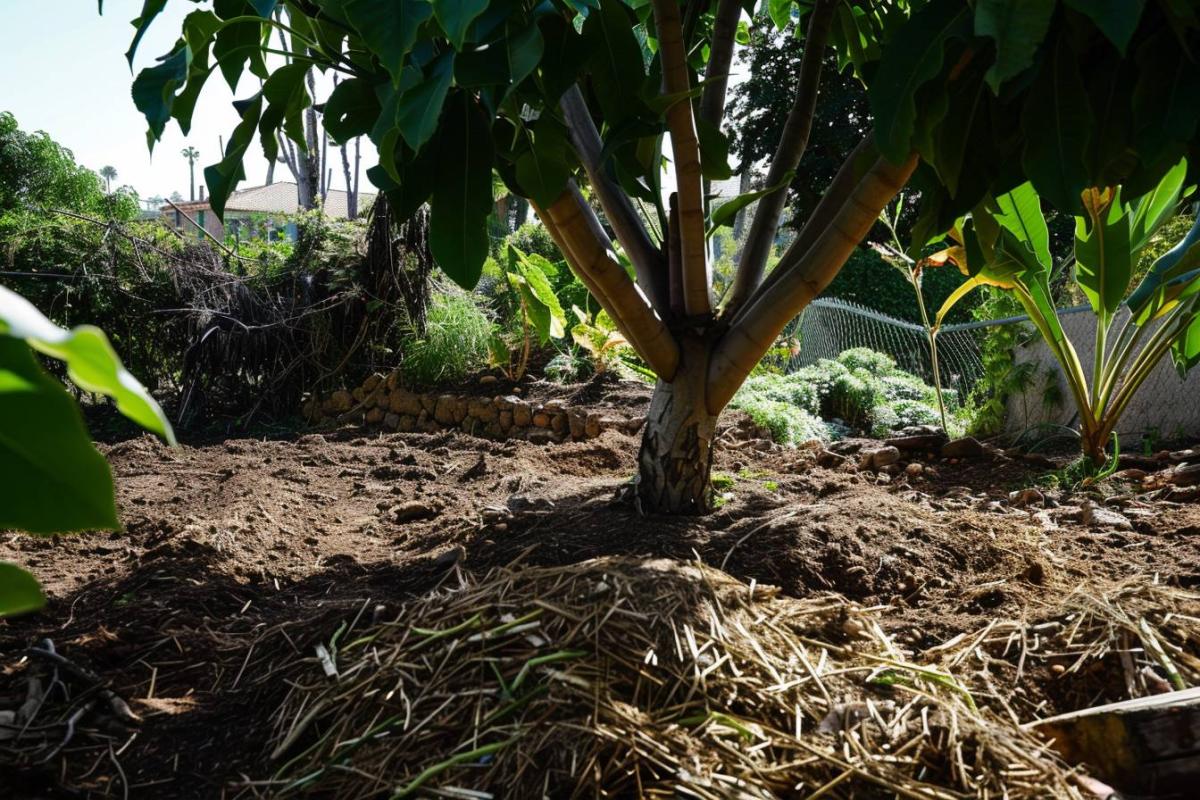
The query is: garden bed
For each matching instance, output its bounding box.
[2,388,1198,798]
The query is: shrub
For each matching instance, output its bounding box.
[544,352,591,384]
[400,292,495,387]
[733,396,831,445]
[836,347,897,376]
[507,222,561,263]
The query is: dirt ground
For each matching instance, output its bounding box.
[2,380,1199,798]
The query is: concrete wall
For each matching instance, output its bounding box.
[1005,307,1200,441]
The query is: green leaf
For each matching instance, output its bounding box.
[514,117,572,208]
[1131,34,1200,156]
[1074,197,1132,316]
[369,134,437,221]
[125,0,170,66]
[0,563,45,618]
[1063,0,1146,55]
[768,0,794,31]
[432,0,488,50]
[131,45,190,147]
[0,335,118,534]
[204,93,263,219]
[869,0,970,163]
[697,117,733,182]
[0,286,174,444]
[429,92,494,290]
[974,0,1055,94]
[1128,158,1187,254]
[323,77,379,144]
[539,14,592,103]
[259,63,311,159]
[1173,313,1200,375]
[396,51,455,152]
[1020,37,1093,214]
[455,22,545,102]
[993,182,1051,272]
[1129,215,1200,316]
[509,246,566,341]
[584,0,647,125]
[343,0,432,86]
[708,171,795,233]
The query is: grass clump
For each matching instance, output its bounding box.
[400,291,495,386]
[733,347,964,445]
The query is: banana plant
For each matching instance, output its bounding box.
[487,245,567,382]
[928,160,1200,465]
[0,286,174,616]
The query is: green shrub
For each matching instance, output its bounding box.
[836,347,897,376]
[734,396,831,445]
[508,222,562,263]
[544,352,590,384]
[400,292,495,386]
[738,373,820,414]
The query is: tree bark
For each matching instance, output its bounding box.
[637,336,717,515]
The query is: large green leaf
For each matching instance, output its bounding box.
[975,0,1056,94]
[204,93,263,218]
[1074,194,1132,316]
[125,0,170,66]
[455,22,544,103]
[322,77,379,144]
[1172,311,1200,375]
[868,0,970,163]
[1019,37,1093,214]
[0,286,174,444]
[768,0,795,31]
[584,0,647,126]
[696,117,733,182]
[1063,0,1145,55]
[1131,34,1200,156]
[396,51,455,152]
[0,335,118,534]
[1127,158,1187,254]
[0,562,45,617]
[1129,215,1200,317]
[514,117,572,208]
[432,0,488,50]
[258,62,311,160]
[131,45,190,147]
[343,0,432,86]
[993,182,1051,272]
[429,92,494,290]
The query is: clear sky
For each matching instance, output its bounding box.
[0,1,368,202]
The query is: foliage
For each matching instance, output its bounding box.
[932,162,1200,463]
[0,286,172,617]
[401,291,495,387]
[732,347,959,444]
[815,247,978,324]
[507,222,562,264]
[961,288,1035,436]
[485,245,568,381]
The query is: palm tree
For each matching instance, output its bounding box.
[181,146,200,201]
[99,166,117,193]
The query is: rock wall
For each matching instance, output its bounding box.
[302,371,644,443]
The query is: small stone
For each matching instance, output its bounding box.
[1081,502,1132,531]
[905,462,924,478]
[393,500,441,523]
[1169,448,1198,463]
[365,407,385,425]
[389,389,422,417]
[532,412,551,428]
[468,397,498,422]
[866,446,901,469]
[818,450,847,468]
[434,395,457,426]
[363,373,384,392]
[479,374,498,385]
[886,431,949,452]
[1008,487,1044,507]
[329,390,353,413]
[352,386,366,403]
[1171,463,1200,487]
[384,412,401,430]
[433,545,464,570]
[385,370,401,391]
[941,437,985,459]
[544,399,566,413]
[585,413,602,439]
[1021,452,1057,469]
[550,412,568,434]
[512,401,533,427]
[527,428,556,445]
[568,409,587,439]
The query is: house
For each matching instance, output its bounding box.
[161,181,374,241]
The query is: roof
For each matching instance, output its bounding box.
[162,182,375,218]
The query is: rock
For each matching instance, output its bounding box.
[1081,502,1133,531]
[467,397,498,422]
[451,397,468,424]
[1008,487,1044,507]
[384,412,401,430]
[419,393,437,414]
[818,450,847,468]
[398,414,416,432]
[498,410,513,431]
[1171,463,1200,487]
[568,409,587,439]
[905,462,925,478]
[532,412,551,429]
[329,390,353,413]
[301,396,321,422]
[389,389,422,417]
[512,401,533,427]
[550,412,568,434]
[432,545,464,570]
[527,428,556,445]
[1022,452,1057,469]
[494,395,515,411]
[886,430,949,452]
[941,437,985,459]
[1112,468,1149,482]
[585,413,602,439]
[1168,448,1197,463]
[863,446,901,469]
[363,373,383,392]
[365,407,385,425]
[434,395,457,426]
[385,370,401,391]
[544,399,566,413]
[479,374,498,386]
[393,500,441,523]
[352,386,366,403]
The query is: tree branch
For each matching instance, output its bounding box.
[707,151,918,412]
[652,0,710,318]
[699,0,741,130]
[537,185,680,380]
[560,86,667,312]
[721,0,837,318]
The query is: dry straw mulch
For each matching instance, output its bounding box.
[257,557,1115,799]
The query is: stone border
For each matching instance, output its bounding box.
[302,371,644,443]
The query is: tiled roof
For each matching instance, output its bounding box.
[161,182,375,218]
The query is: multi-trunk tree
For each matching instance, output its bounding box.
[124,0,1199,513]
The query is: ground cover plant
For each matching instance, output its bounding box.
[123,0,1200,513]
[931,164,1200,465]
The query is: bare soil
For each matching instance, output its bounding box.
[2,383,1198,798]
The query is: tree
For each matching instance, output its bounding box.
[181,146,200,201]
[98,165,117,193]
[0,112,108,215]
[123,1,1200,514]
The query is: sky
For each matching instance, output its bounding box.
[0,0,368,204]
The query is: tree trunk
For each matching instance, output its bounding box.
[636,337,718,514]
